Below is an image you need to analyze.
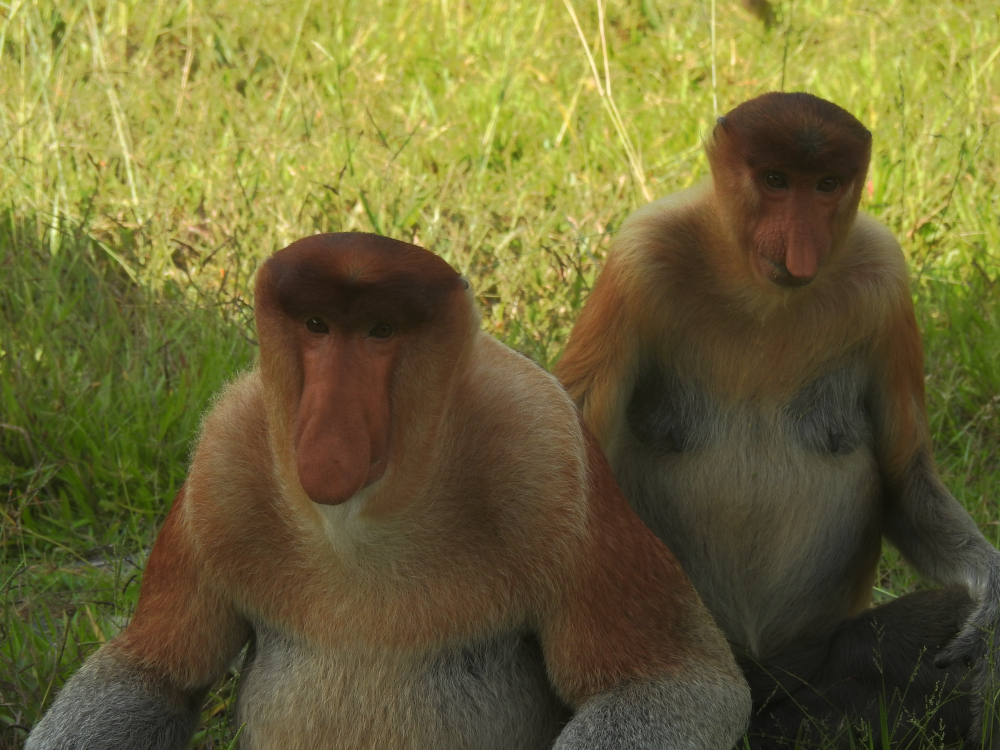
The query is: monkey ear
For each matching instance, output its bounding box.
[711,117,729,145]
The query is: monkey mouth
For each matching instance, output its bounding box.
[763,257,815,288]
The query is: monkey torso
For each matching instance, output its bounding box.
[24,233,752,750]
[569,188,912,660]
[616,357,883,658]
[181,339,588,749]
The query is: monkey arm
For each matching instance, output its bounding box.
[551,677,751,750]
[539,433,751,750]
[26,486,252,750]
[880,444,1000,742]
[872,312,1000,671]
[882,451,1000,601]
[883,452,1000,665]
[555,257,641,447]
[882,444,1000,677]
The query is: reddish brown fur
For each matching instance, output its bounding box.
[558,192,913,451]
[556,92,1000,745]
[255,234,471,505]
[256,234,464,354]
[117,486,249,690]
[709,93,871,175]
[556,95,936,646]
[540,427,721,704]
[557,169,931,638]
[872,304,931,488]
[30,233,750,750]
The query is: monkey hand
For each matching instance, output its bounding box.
[935,561,1000,670]
[933,561,1000,749]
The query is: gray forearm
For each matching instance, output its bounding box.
[26,651,199,750]
[885,451,999,590]
[554,673,751,750]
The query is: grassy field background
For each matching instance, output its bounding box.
[1,0,999,745]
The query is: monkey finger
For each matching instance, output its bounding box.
[935,637,972,669]
[937,625,987,669]
[934,651,955,669]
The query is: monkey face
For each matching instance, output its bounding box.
[708,92,871,290]
[255,233,473,505]
[747,167,852,286]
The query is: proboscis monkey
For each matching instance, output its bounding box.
[556,92,1000,748]
[27,232,750,750]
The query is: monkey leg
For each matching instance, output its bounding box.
[742,589,976,750]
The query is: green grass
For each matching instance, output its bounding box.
[1,0,999,746]
[0,219,254,745]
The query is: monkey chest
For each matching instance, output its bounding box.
[626,363,872,458]
[619,362,882,650]
[621,361,880,530]
[622,363,879,533]
[235,630,566,750]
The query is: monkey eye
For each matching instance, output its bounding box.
[763,172,788,190]
[366,323,394,340]
[816,177,840,193]
[305,317,329,334]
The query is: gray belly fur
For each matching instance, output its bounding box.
[618,361,883,658]
[236,629,568,750]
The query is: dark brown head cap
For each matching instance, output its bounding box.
[711,92,871,174]
[256,232,465,332]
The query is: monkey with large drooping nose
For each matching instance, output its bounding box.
[557,92,1000,748]
[27,232,750,750]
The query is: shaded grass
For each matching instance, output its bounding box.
[1,0,999,746]
[0,219,253,746]
[0,215,256,549]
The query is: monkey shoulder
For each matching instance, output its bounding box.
[190,371,270,472]
[466,335,587,478]
[182,371,281,533]
[851,212,901,246]
[840,213,909,288]
[620,182,712,236]
[469,334,577,420]
[804,214,912,345]
[608,182,717,293]
[456,335,591,526]
[196,370,270,455]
